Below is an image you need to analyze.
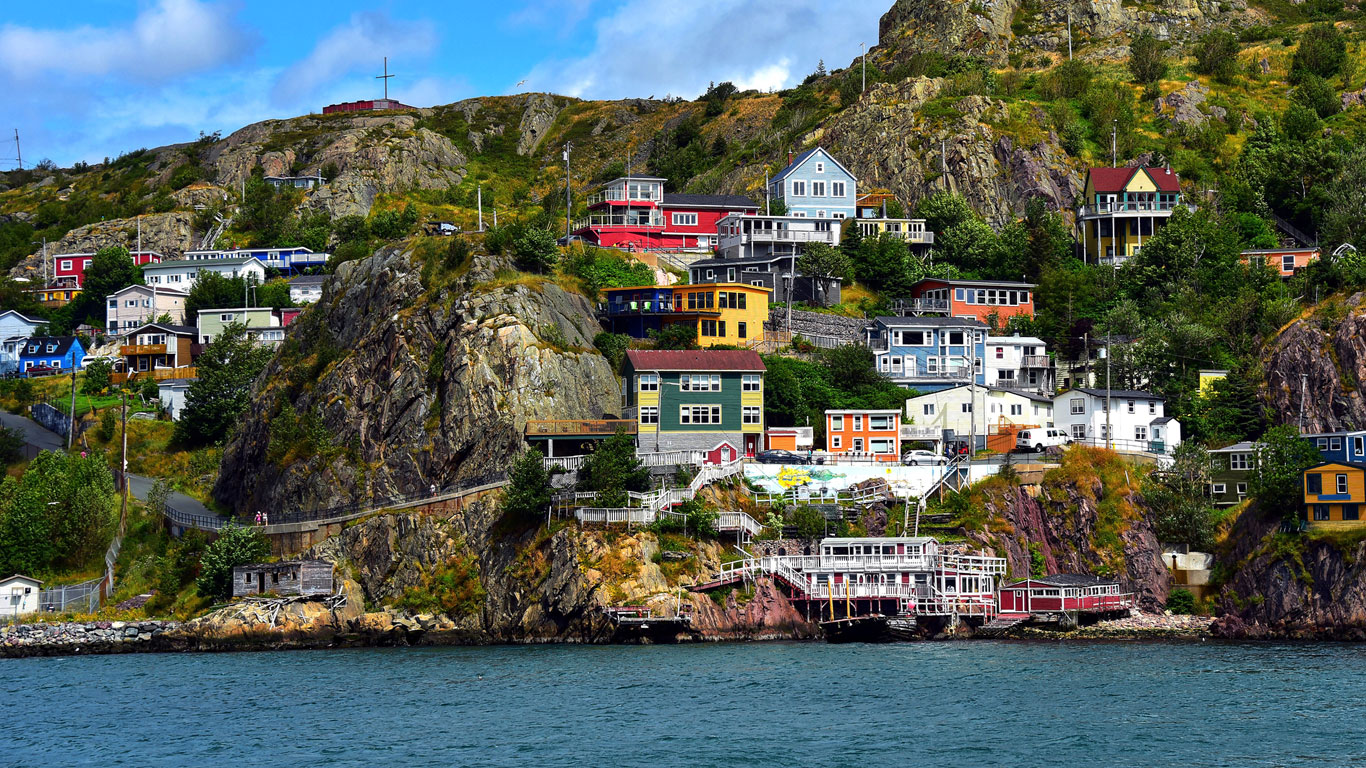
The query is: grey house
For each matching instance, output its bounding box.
[232,561,334,598]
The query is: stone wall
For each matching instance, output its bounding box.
[0,620,179,657]
[29,402,70,441]
[768,309,867,342]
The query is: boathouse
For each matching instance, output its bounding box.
[996,574,1131,618]
[232,561,334,598]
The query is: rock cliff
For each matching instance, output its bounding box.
[6,211,198,281]
[1261,293,1366,432]
[213,245,619,515]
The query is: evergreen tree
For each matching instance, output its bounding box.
[1128,32,1168,85]
[174,324,275,447]
[578,428,650,507]
[196,524,271,599]
[503,448,554,520]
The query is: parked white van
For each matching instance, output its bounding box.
[1016,428,1071,453]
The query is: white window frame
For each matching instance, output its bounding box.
[639,406,659,425]
[1070,398,1085,415]
[923,404,935,416]
[639,374,659,392]
[671,212,699,227]
[741,374,761,392]
[742,406,761,425]
[831,181,846,197]
[830,415,844,431]
[790,180,806,196]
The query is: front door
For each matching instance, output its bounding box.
[720,445,732,462]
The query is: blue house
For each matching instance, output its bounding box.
[18,336,86,373]
[768,147,857,220]
[183,246,329,274]
[865,316,986,392]
[0,309,43,340]
[1307,431,1366,464]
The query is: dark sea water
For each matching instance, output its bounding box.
[4,641,1363,767]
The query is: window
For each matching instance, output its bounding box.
[869,415,894,431]
[639,374,659,392]
[680,405,721,424]
[830,415,844,431]
[923,404,935,416]
[1010,404,1022,416]
[1347,505,1361,521]
[700,320,719,337]
[1338,474,1349,494]
[995,346,1004,359]
[816,210,826,218]
[1283,254,1295,273]
[1149,400,1157,415]
[948,331,965,346]
[1319,438,1330,449]
[852,415,863,431]
[60,260,72,271]
[814,162,824,173]
[1212,483,1226,495]
[790,180,806,196]
[831,181,846,197]
[831,435,842,449]
[1308,473,1323,494]
[870,439,895,455]
[1127,400,1135,414]
[1230,454,1250,471]
[220,313,236,322]
[1135,425,1148,441]
[961,402,972,413]
[852,438,864,452]
[742,374,761,392]
[1315,504,1331,521]
[1070,398,1085,415]
[743,406,761,425]
[1332,437,1343,451]
[1071,424,1087,439]
[680,374,721,391]
[1356,435,1365,457]
[639,407,658,424]
[737,322,747,339]
[671,212,698,227]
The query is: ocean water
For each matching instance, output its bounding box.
[4,641,1363,767]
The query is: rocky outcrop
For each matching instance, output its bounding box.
[213,246,619,516]
[970,456,1170,610]
[1154,80,1226,127]
[0,620,180,657]
[517,94,562,156]
[7,211,197,281]
[208,113,466,218]
[822,77,1080,225]
[1212,503,1366,640]
[688,579,819,640]
[1261,293,1366,432]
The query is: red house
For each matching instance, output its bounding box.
[1240,247,1320,278]
[322,99,415,114]
[906,278,1035,323]
[54,250,162,290]
[997,574,1132,617]
[572,177,757,252]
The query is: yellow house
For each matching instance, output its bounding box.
[1198,369,1228,397]
[1304,462,1366,529]
[600,282,770,348]
[1076,166,1187,266]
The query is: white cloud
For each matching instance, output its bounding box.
[0,0,251,82]
[517,0,885,99]
[271,13,438,107]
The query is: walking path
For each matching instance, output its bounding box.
[0,410,223,523]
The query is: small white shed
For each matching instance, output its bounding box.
[1,574,42,618]
[158,378,195,420]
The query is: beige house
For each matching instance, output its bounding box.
[106,284,188,334]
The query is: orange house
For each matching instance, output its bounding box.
[1240,247,1319,279]
[825,409,901,460]
[766,426,813,452]
[906,278,1035,323]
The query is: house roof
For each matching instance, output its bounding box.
[0,309,44,325]
[289,275,327,285]
[20,336,79,356]
[1066,387,1161,400]
[661,193,758,209]
[1304,430,1366,438]
[1307,461,1366,472]
[911,278,1036,290]
[690,254,790,268]
[626,349,766,372]
[124,322,196,337]
[1151,416,1176,425]
[143,256,264,270]
[1241,248,1320,255]
[1005,573,1119,588]
[873,315,987,328]
[825,409,902,416]
[1087,166,1181,193]
[1210,442,1262,454]
[157,378,196,387]
[995,387,1054,404]
[0,574,42,586]
[986,336,1046,346]
[771,147,857,184]
[108,284,189,298]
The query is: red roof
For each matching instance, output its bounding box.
[626,349,766,372]
[1087,166,1180,193]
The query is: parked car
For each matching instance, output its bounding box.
[754,449,809,465]
[1016,428,1071,453]
[903,449,947,466]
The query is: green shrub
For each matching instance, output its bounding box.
[1293,73,1341,117]
[1194,29,1241,83]
[1291,23,1347,83]
[1167,587,1196,614]
[97,409,116,442]
[593,332,629,371]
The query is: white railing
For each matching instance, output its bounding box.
[716,511,764,536]
[544,456,587,471]
[719,229,838,250]
[587,189,661,206]
[639,450,707,467]
[574,213,664,230]
[939,553,1009,575]
[576,507,654,526]
[891,298,950,314]
[1021,355,1051,368]
[901,425,940,441]
[1071,436,1176,457]
[1079,201,1188,216]
[558,458,748,527]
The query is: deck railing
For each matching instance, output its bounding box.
[890,298,951,315]
[525,419,637,437]
[1021,355,1051,368]
[111,366,196,384]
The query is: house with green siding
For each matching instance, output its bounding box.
[624,349,765,462]
[1209,441,1260,507]
[196,306,289,347]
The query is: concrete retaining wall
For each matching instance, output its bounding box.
[29,402,71,442]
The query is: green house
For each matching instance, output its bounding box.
[624,349,765,462]
[1208,441,1259,507]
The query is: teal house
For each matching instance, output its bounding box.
[624,349,766,462]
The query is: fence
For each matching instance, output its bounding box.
[37,578,103,614]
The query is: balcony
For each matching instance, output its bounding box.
[120,344,167,356]
[525,419,638,437]
[723,228,838,246]
[1022,355,1051,368]
[111,366,196,384]
[890,298,950,315]
[573,212,664,231]
[598,301,719,317]
[856,220,935,244]
[586,189,661,206]
[1078,201,1194,217]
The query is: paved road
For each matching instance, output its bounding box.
[0,410,221,521]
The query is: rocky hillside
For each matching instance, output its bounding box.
[213,245,619,514]
[1261,292,1366,432]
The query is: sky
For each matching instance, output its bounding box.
[0,0,888,168]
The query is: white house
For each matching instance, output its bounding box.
[0,336,28,376]
[105,284,189,334]
[906,384,1054,448]
[1,574,42,618]
[1051,388,1181,455]
[142,256,266,290]
[0,309,43,339]
[157,378,194,420]
[984,335,1052,393]
[288,274,325,304]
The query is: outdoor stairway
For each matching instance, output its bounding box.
[978,612,1031,636]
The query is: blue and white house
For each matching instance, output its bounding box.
[183,247,328,274]
[768,148,857,220]
[865,316,987,392]
[1306,431,1366,464]
[18,336,87,372]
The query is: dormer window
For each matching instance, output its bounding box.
[46,344,56,353]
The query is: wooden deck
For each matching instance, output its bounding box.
[525,419,637,437]
[112,366,197,384]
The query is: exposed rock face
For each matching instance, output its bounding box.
[1212,504,1366,639]
[822,77,1080,226]
[1154,80,1226,127]
[973,476,1170,610]
[208,113,467,218]
[7,212,197,281]
[1261,293,1366,432]
[877,0,1261,65]
[517,93,562,156]
[213,246,619,515]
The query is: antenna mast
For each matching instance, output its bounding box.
[13,129,21,171]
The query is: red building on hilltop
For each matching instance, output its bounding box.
[322,99,416,114]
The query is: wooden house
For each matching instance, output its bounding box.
[232,561,334,598]
[1303,461,1366,529]
[997,574,1132,619]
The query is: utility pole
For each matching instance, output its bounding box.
[13,129,21,170]
[860,42,867,93]
[563,141,572,242]
[477,184,484,232]
[1299,373,1309,433]
[67,369,77,450]
[1067,7,1073,61]
[120,391,129,522]
[1105,329,1112,451]
[1111,120,1117,167]
[764,170,770,216]
[136,215,142,255]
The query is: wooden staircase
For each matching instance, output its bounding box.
[978,612,1031,636]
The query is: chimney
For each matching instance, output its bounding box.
[788,149,794,165]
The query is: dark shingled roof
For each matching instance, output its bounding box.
[626,349,766,372]
[662,193,758,209]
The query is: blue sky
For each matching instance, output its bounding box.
[1,0,887,168]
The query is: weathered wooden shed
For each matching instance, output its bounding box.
[231,561,334,598]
